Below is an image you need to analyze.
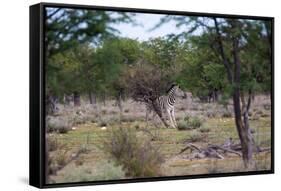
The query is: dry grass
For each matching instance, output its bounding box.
[46,94,272,183]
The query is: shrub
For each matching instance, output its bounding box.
[120,116,135,123]
[188,131,204,142]
[74,158,84,166]
[206,111,217,118]
[57,126,69,134]
[98,120,108,127]
[221,110,232,118]
[183,115,190,122]
[177,120,193,131]
[179,106,186,111]
[178,116,203,130]
[189,117,203,128]
[55,151,68,167]
[132,122,141,129]
[54,162,125,183]
[199,126,211,133]
[250,115,260,121]
[182,131,205,143]
[124,109,130,113]
[47,117,71,134]
[47,137,58,152]
[261,113,270,117]
[263,104,271,111]
[72,114,88,125]
[101,127,163,177]
[78,144,90,154]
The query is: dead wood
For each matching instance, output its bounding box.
[178,138,271,161]
[208,144,242,157]
[178,143,202,154]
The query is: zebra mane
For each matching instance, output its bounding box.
[166,83,177,93]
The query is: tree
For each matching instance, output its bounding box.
[126,61,173,127]
[45,8,136,105]
[45,8,135,57]
[93,38,141,106]
[176,34,227,101]
[156,16,272,167]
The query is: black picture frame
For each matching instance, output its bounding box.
[30,2,274,189]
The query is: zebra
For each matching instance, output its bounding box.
[145,84,187,128]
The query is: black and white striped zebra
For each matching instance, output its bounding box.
[145,84,186,128]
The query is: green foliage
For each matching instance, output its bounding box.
[46,11,271,118]
[177,116,203,130]
[46,8,135,56]
[177,120,192,130]
[141,37,184,68]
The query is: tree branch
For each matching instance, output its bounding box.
[213,17,233,83]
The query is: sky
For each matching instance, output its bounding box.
[110,12,188,41]
[46,7,189,42]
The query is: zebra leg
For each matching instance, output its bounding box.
[145,109,149,122]
[171,108,177,128]
[167,109,175,128]
[145,108,150,127]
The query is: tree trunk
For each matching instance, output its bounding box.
[233,92,253,168]
[116,91,123,113]
[232,33,254,168]
[73,91,81,107]
[88,91,93,104]
[213,18,254,167]
[151,100,169,128]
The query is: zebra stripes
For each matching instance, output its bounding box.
[146,84,186,128]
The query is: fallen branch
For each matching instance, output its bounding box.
[258,147,271,152]
[178,138,271,161]
[208,144,242,157]
[178,143,202,154]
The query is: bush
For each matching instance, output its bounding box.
[261,113,270,117]
[221,110,232,118]
[98,120,108,127]
[124,109,130,113]
[189,117,203,128]
[54,162,125,183]
[250,115,260,121]
[101,127,163,177]
[120,116,135,123]
[199,126,211,133]
[47,137,59,152]
[206,111,217,118]
[263,104,271,111]
[177,116,203,130]
[177,120,193,131]
[188,131,204,142]
[47,117,71,134]
[55,151,68,167]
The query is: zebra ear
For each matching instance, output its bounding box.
[166,83,177,93]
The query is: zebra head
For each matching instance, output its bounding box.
[167,84,187,99]
[175,85,187,99]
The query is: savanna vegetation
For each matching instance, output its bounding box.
[45,7,272,183]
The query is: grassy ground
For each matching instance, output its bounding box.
[47,95,272,183]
